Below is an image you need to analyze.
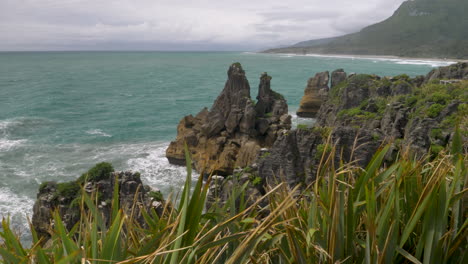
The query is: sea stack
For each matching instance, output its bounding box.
[296,71,330,118]
[166,63,291,175]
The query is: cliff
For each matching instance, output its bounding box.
[208,62,467,205]
[256,62,467,187]
[166,63,291,176]
[264,0,468,59]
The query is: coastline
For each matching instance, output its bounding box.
[258,51,468,65]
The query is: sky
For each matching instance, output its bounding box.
[0,0,407,51]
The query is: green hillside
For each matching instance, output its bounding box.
[265,0,468,59]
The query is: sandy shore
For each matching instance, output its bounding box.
[261,52,468,64]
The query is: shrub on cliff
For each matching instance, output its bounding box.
[78,162,114,183]
[54,181,80,202]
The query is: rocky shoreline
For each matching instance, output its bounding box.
[31,62,467,237]
[167,62,467,204]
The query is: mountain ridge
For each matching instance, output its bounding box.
[264,0,468,59]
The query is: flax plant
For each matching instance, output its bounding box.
[1,131,466,263]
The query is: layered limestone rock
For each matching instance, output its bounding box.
[206,64,467,209]
[425,62,468,82]
[256,64,467,187]
[32,168,164,239]
[296,71,329,118]
[166,63,291,175]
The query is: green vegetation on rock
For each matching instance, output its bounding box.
[314,143,332,160]
[148,190,164,202]
[78,162,114,183]
[55,182,80,200]
[427,103,445,118]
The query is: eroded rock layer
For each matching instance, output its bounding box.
[257,63,467,186]
[296,71,330,118]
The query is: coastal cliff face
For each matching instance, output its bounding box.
[296,69,347,118]
[256,62,467,187]
[32,163,164,239]
[296,71,330,118]
[166,63,291,175]
[187,63,460,205]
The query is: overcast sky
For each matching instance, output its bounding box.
[0,0,407,51]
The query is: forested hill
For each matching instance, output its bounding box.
[264,0,468,59]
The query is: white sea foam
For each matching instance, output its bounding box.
[0,119,21,136]
[22,141,198,195]
[0,138,27,152]
[257,52,457,67]
[0,140,194,242]
[278,54,296,58]
[126,143,199,195]
[393,59,456,67]
[290,111,316,129]
[0,187,34,238]
[0,119,27,151]
[86,129,112,137]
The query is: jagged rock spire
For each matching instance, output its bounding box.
[166,63,291,175]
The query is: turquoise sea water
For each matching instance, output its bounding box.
[0,51,455,235]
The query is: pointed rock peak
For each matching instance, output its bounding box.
[258,72,273,99]
[256,72,288,118]
[212,64,251,117]
[260,72,272,81]
[228,62,245,77]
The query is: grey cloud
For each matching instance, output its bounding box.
[259,10,342,23]
[254,23,313,32]
[0,0,407,51]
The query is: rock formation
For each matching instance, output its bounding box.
[32,163,164,239]
[255,63,467,187]
[171,63,466,208]
[425,62,468,82]
[166,63,291,175]
[331,69,347,89]
[296,71,329,118]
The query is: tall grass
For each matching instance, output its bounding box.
[1,135,466,263]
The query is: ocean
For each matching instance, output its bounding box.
[0,51,455,237]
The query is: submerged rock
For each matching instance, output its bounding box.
[166,63,291,175]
